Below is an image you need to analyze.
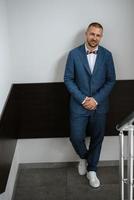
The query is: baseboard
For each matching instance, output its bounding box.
[98,160,119,166]
[19,160,119,169]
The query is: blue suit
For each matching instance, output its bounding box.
[64,44,116,171]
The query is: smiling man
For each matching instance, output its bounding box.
[64,22,116,188]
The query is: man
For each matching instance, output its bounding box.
[64,22,116,188]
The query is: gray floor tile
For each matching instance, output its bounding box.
[67,166,88,186]
[14,185,66,200]
[97,166,119,184]
[17,167,67,187]
[14,186,46,200]
[67,184,120,200]
[13,165,121,200]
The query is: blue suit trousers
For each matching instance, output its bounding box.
[70,111,106,172]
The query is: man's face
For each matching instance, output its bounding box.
[85,26,103,48]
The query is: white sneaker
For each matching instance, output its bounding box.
[78,159,87,175]
[87,171,100,188]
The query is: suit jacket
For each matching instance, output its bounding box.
[64,43,116,115]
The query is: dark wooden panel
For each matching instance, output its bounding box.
[106,80,134,135]
[0,86,18,193]
[14,80,134,138]
[15,83,70,138]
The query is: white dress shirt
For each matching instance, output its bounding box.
[85,44,98,74]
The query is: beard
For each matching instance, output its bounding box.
[87,40,98,48]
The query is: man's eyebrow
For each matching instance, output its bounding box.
[90,32,101,36]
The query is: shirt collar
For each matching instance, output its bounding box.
[85,43,98,53]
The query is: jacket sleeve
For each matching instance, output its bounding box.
[93,52,116,104]
[64,51,86,104]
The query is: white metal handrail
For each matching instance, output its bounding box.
[116,112,134,200]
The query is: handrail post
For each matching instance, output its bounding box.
[127,125,134,200]
[119,131,125,200]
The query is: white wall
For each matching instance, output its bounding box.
[0,0,12,114]
[7,0,134,83]
[17,137,121,164]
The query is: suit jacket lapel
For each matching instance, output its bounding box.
[79,44,92,75]
[92,46,104,75]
